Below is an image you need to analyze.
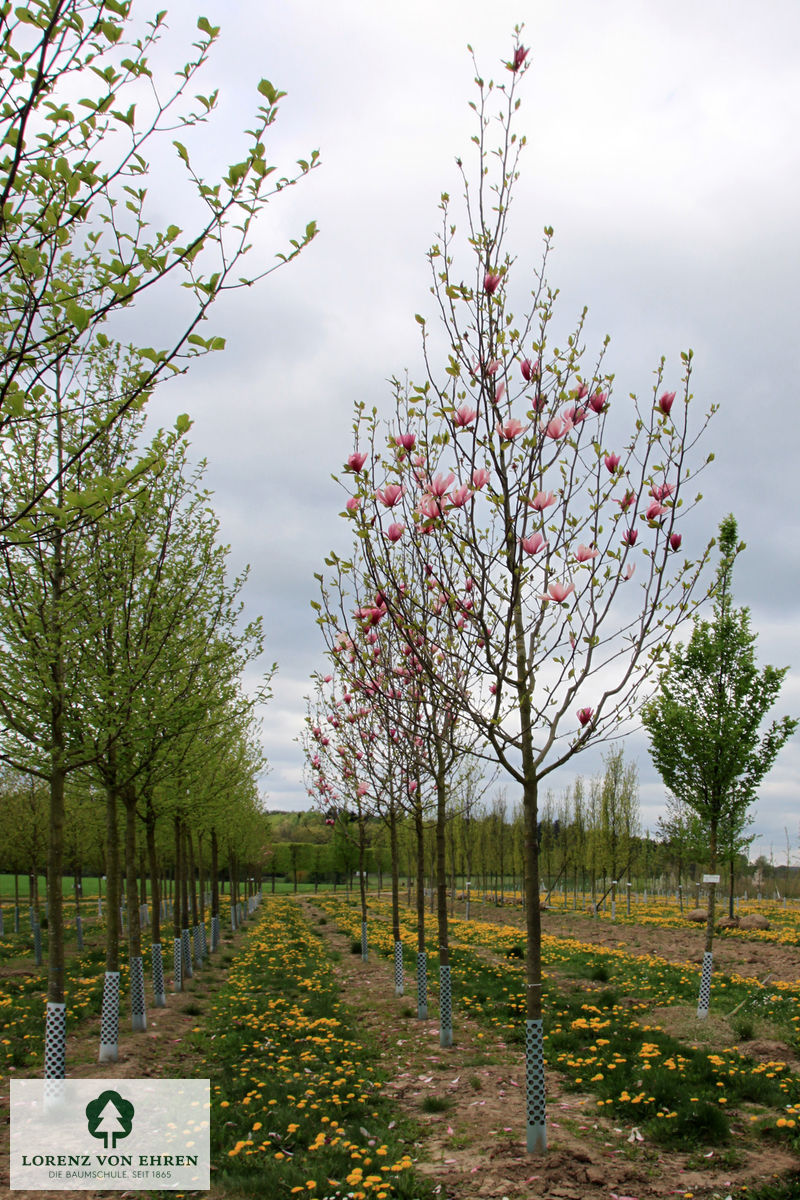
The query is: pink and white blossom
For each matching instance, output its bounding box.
[496,417,527,441]
[530,490,557,511]
[521,531,547,555]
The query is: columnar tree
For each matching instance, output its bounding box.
[336,36,715,1152]
[642,515,796,1017]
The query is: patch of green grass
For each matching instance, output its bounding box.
[193,898,435,1200]
[732,1015,756,1041]
[421,1095,452,1113]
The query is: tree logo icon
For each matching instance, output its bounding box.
[85,1089,135,1149]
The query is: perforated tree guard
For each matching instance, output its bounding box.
[439,964,453,1047]
[525,1018,547,1153]
[173,936,182,992]
[181,928,193,979]
[99,971,120,1062]
[417,950,428,1020]
[130,955,147,1032]
[697,950,713,1019]
[394,940,404,996]
[44,1002,66,1080]
[361,920,368,962]
[151,942,166,1007]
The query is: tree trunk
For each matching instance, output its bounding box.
[435,766,452,1047]
[415,803,427,1021]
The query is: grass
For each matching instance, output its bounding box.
[421,1095,452,1113]
[190,897,435,1200]
[314,894,800,1153]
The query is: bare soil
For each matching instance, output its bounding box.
[3,903,799,1200]
[302,896,800,1200]
[473,899,800,984]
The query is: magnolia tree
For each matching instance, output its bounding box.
[336,36,715,1154]
[315,541,485,1044]
[303,676,384,961]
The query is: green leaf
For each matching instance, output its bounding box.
[257,79,277,104]
[175,413,192,435]
[65,299,91,332]
[197,16,220,36]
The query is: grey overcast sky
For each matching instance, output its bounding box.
[143,0,800,859]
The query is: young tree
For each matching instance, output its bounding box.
[0,0,318,532]
[642,514,796,1016]
[336,35,715,1153]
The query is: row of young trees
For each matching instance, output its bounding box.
[303,33,795,1158]
[0,0,317,1078]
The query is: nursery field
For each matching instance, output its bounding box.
[2,894,800,1199]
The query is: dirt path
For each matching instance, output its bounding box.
[299,897,799,1200]
[453,899,800,984]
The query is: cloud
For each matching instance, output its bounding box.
[138,0,799,849]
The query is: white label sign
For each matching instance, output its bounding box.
[11,1079,210,1190]
[702,874,721,884]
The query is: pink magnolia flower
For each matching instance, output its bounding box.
[520,357,539,381]
[622,528,638,546]
[589,390,607,413]
[521,531,547,555]
[562,404,585,426]
[571,383,589,400]
[347,451,367,472]
[542,580,575,603]
[512,45,528,71]
[489,682,497,695]
[531,490,557,511]
[376,483,404,507]
[494,381,506,405]
[449,484,473,508]
[604,453,620,473]
[486,358,502,376]
[617,489,636,511]
[623,562,636,581]
[396,432,416,451]
[496,417,527,441]
[454,404,477,428]
[577,707,593,727]
[430,471,455,498]
[345,496,361,512]
[645,501,668,521]
[650,482,675,501]
[658,391,676,415]
[484,271,501,295]
[357,782,368,796]
[386,522,405,542]
[669,532,682,551]
[418,495,440,520]
[575,544,599,563]
[544,416,566,439]
[472,467,490,489]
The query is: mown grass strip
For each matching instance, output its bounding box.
[191,897,434,1200]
